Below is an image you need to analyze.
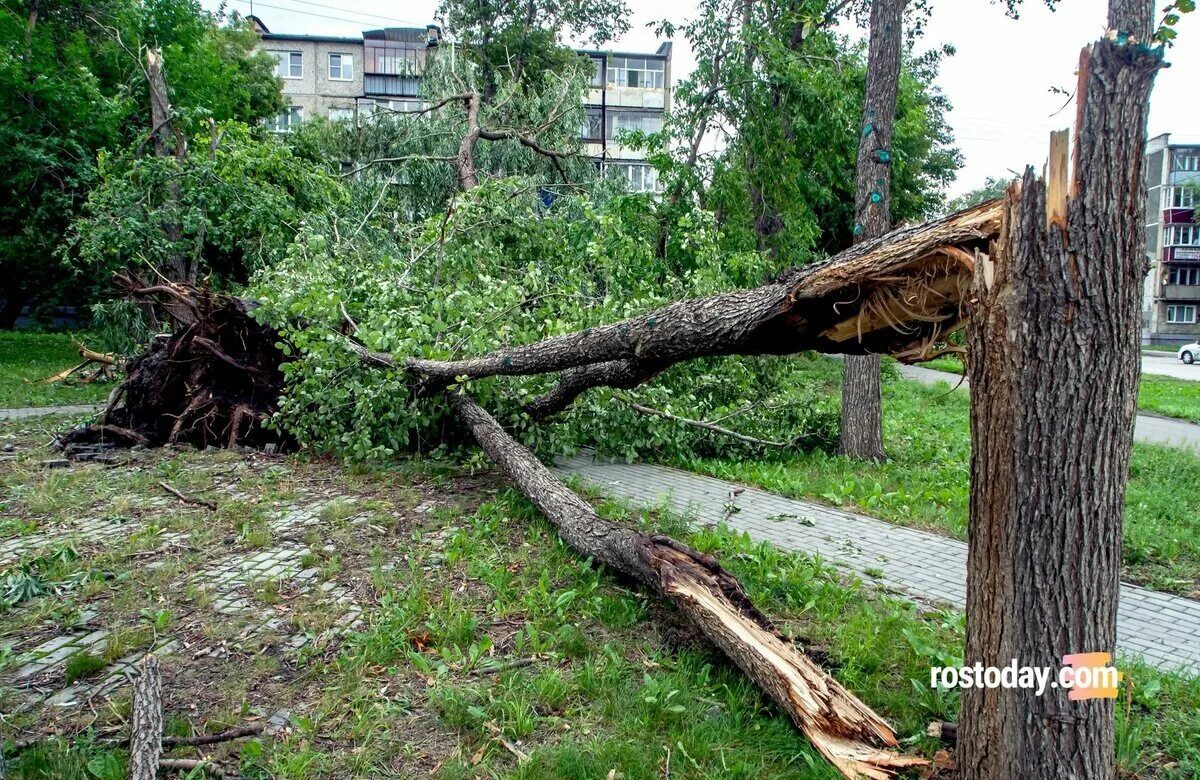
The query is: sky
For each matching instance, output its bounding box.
[212,0,1200,196]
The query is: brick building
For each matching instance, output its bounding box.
[1144,133,1200,344]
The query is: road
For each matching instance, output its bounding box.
[897,364,1200,453]
[1141,350,1200,381]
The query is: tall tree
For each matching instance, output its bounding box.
[839,0,909,461]
[0,0,281,328]
[958,0,1159,776]
[436,0,629,95]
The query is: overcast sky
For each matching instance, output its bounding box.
[214,0,1199,196]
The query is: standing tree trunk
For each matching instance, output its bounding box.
[838,0,908,461]
[145,49,193,305]
[958,15,1159,779]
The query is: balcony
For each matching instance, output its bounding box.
[1162,285,1200,301]
[1163,246,1200,263]
[1163,207,1195,225]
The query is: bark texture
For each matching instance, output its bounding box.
[128,655,163,780]
[958,33,1159,780]
[839,0,909,461]
[452,393,925,780]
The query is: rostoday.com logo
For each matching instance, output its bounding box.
[930,652,1122,700]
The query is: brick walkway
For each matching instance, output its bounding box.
[557,453,1200,673]
[0,404,102,421]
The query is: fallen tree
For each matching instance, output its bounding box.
[394,197,1000,406]
[452,391,926,778]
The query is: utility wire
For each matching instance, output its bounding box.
[227,0,426,30]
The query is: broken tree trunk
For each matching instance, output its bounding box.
[405,199,1001,407]
[128,655,163,780]
[839,0,910,462]
[958,28,1160,780]
[452,392,925,779]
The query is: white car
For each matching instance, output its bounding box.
[1180,342,1199,365]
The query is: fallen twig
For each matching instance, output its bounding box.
[158,482,217,511]
[162,723,265,748]
[158,758,228,777]
[617,396,792,449]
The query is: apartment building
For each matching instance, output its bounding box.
[1144,133,1200,344]
[250,17,670,192]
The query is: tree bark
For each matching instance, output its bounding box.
[1107,0,1154,41]
[839,0,909,461]
[128,655,163,780]
[958,28,1159,780]
[451,392,925,780]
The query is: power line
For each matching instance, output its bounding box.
[268,0,426,27]
[228,0,426,30]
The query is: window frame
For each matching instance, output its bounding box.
[1168,225,1200,246]
[1167,266,1200,285]
[273,50,303,79]
[328,53,354,81]
[1166,304,1197,324]
[1173,154,1200,172]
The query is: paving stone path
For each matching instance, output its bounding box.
[3,495,366,709]
[0,404,103,421]
[557,453,1200,674]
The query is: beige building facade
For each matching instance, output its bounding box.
[251,17,671,192]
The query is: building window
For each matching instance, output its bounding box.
[377,99,426,113]
[1168,267,1200,285]
[1166,304,1197,324]
[328,107,355,122]
[273,51,302,79]
[1168,225,1200,246]
[1172,154,1200,172]
[265,105,303,132]
[606,57,665,89]
[588,57,603,88]
[609,163,659,193]
[608,110,663,137]
[1171,187,1197,208]
[366,46,420,76]
[329,53,354,80]
[580,108,602,140]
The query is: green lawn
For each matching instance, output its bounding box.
[1140,376,1200,424]
[909,357,1200,424]
[675,356,1200,597]
[0,332,113,409]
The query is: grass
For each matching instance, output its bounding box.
[676,355,1200,596]
[911,356,1200,423]
[1139,376,1200,423]
[1,419,1197,778]
[0,332,114,409]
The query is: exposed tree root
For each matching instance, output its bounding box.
[59,282,287,451]
[451,392,926,779]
